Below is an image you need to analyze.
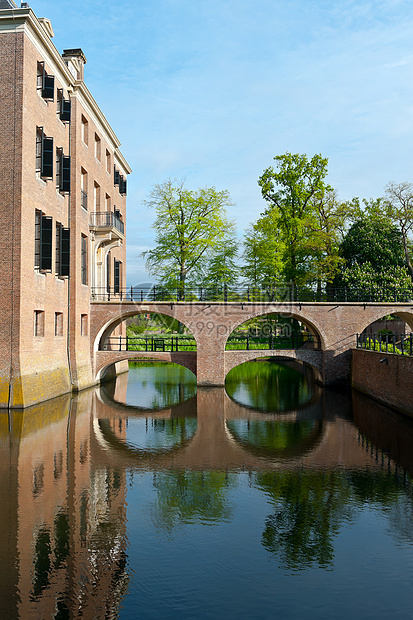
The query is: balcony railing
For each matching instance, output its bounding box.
[81,190,88,210]
[90,211,124,235]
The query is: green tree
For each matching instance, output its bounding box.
[304,190,348,291]
[385,181,413,281]
[242,210,285,288]
[258,152,332,285]
[202,233,239,289]
[336,200,411,294]
[142,179,234,294]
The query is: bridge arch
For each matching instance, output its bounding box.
[95,308,198,353]
[223,310,327,351]
[358,308,413,335]
[224,352,323,384]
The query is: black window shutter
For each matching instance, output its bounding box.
[42,74,55,100]
[42,136,53,178]
[61,99,71,123]
[120,178,127,195]
[114,166,120,185]
[61,156,70,192]
[60,227,70,277]
[114,259,120,293]
[40,215,53,271]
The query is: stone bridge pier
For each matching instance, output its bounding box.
[90,301,413,386]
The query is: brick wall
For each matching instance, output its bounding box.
[352,348,413,417]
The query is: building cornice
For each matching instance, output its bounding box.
[0,6,132,174]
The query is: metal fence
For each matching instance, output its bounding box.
[102,333,320,352]
[356,333,413,356]
[91,284,413,303]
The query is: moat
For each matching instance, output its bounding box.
[1,359,413,619]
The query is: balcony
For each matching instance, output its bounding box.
[89,211,124,237]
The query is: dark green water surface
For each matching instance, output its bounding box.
[1,359,413,619]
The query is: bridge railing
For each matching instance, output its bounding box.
[101,334,321,352]
[356,333,413,356]
[91,284,413,303]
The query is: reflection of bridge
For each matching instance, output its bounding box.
[92,384,388,471]
[91,300,413,385]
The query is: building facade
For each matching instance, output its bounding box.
[0,0,131,408]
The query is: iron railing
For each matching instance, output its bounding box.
[101,333,320,352]
[357,332,413,356]
[91,284,413,303]
[90,211,124,235]
[103,336,196,352]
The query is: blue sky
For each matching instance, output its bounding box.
[31,0,413,285]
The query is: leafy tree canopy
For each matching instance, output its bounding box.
[258,152,333,285]
[142,179,235,290]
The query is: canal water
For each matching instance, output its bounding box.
[1,359,413,619]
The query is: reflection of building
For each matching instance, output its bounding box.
[0,1,131,408]
[0,392,129,618]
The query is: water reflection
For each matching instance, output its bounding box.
[120,361,196,409]
[2,363,413,618]
[225,359,320,412]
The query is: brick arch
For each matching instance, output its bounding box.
[223,309,327,350]
[224,352,323,384]
[93,306,199,354]
[357,308,413,335]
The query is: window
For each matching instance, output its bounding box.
[94,134,101,160]
[36,127,53,179]
[93,182,100,210]
[55,223,70,277]
[55,222,61,274]
[81,168,87,209]
[81,314,88,336]
[106,149,111,173]
[81,115,88,145]
[56,148,70,194]
[55,312,63,337]
[114,165,120,186]
[81,235,87,285]
[114,258,122,294]
[106,251,111,291]
[35,210,52,271]
[37,61,54,101]
[119,175,127,196]
[35,210,41,268]
[57,88,71,123]
[56,147,62,191]
[34,310,45,337]
[105,194,111,211]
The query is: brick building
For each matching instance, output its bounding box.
[0,0,131,408]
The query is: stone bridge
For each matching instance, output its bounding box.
[90,300,413,386]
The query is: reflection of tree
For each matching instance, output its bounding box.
[350,471,413,547]
[254,468,413,573]
[150,471,235,532]
[227,420,321,458]
[128,362,196,409]
[255,471,354,572]
[225,361,312,412]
